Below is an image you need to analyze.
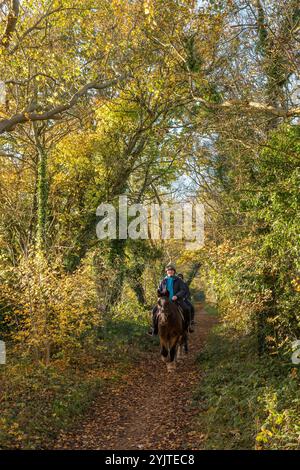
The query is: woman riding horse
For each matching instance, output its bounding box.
[156,289,188,371]
[148,263,191,336]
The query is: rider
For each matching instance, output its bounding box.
[148,263,190,336]
[177,273,195,325]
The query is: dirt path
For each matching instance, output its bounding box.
[54,304,217,450]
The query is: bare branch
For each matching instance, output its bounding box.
[0,76,127,134]
[8,5,101,54]
[0,0,19,48]
[192,95,300,118]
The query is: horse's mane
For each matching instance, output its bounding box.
[157,288,169,298]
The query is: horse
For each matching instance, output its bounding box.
[156,290,188,372]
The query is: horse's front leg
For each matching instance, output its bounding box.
[160,344,169,363]
[166,344,177,372]
[176,336,184,360]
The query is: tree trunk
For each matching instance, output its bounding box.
[33,122,48,255]
[36,145,48,253]
[132,281,146,305]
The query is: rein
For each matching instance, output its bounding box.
[157,301,184,324]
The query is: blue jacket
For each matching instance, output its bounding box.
[158,276,187,300]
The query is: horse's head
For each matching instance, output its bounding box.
[157,289,171,323]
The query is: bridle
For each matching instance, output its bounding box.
[157,308,168,325]
[157,297,170,325]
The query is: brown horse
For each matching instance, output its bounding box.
[156,290,188,372]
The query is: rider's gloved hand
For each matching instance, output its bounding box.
[172,295,177,301]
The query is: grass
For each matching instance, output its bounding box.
[0,306,154,449]
[202,302,219,317]
[0,361,106,449]
[192,314,300,450]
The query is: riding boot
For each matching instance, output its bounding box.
[191,305,195,324]
[182,302,194,333]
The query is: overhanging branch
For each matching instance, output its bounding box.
[193,96,300,118]
[0,76,126,134]
[0,0,19,48]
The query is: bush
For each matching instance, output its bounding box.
[193,320,300,450]
[1,253,100,364]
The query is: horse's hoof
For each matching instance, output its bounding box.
[167,362,176,372]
